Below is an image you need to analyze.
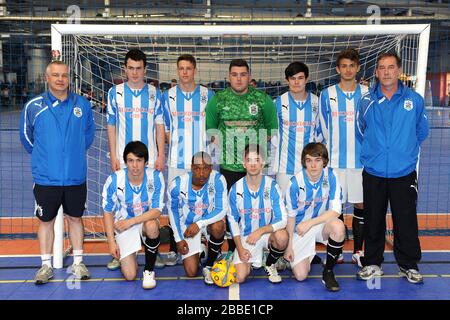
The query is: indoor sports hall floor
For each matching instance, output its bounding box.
[0,249,449,300]
[0,108,449,300]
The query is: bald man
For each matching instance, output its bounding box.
[20,61,95,285]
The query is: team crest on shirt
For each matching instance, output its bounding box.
[208,183,215,194]
[149,93,156,102]
[322,177,329,188]
[35,205,44,217]
[264,188,271,200]
[201,93,208,104]
[249,103,258,115]
[73,107,82,118]
[147,182,154,192]
[312,102,318,113]
[404,99,413,111]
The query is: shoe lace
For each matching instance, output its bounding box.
[144,270,154,278]
[407,269,420,277]
[265,265,278,277]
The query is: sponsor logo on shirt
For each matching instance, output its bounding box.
[331,110,354,122]
[188,203,209,216]
[239,207,271,219]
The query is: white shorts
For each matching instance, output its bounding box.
[232,233,270,266]
[181,226,209,260]
[333,168,363,204]
[168,167,190,187]
[115,223,144,261]
[290,223,326,268]
[276,173,294,195]
[115,219,160,260]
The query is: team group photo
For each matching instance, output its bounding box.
[0,0,449,303]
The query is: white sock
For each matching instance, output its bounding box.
[41,254,52,268]
[73,250,83,265]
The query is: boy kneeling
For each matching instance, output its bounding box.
[102,141,164,289]
[285,142,345,292]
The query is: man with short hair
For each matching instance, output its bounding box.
[163,54,214,184]
[106,48,166,271]
[107,48,165,172]
[167,152,228,284]
[20,60,95,285]
[227,144,288,284]
[206,59,278,253]
[318,48,368,265]
[285,142,345,292]
[356,52,429,284]
[275,61,320,192]
[162,54,215,266]
[102,141,164,289]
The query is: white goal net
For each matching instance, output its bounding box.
[50,24,430,265]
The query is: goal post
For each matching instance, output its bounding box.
[50,23,431,268]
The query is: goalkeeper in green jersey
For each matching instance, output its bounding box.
[206,58,278,253]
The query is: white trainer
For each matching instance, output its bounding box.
[264,264,282,283]
[202,266,214,285]
[142,270,156,289]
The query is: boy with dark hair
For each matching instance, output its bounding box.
[102,141,165,289]
[106,48,165,270]
[318,48,368,265]
[275,61,320,192]
[285,142,345,292]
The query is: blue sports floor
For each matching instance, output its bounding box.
[0,251,449,300]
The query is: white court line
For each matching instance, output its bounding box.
[229,282,240,300]
[2,250,450,258]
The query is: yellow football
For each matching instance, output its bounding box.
[210,259,237,288]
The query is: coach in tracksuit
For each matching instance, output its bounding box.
[355,52,429,284]
[20,61,95,285]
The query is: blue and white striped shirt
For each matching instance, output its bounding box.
[318,84,368,168]
[285,167,342,229]
[228,176,287,238]
[107,82,163,168]
[162,85,214,169]
[275,91,320,174]
[102,168,165,221]
[168,170,228,243]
